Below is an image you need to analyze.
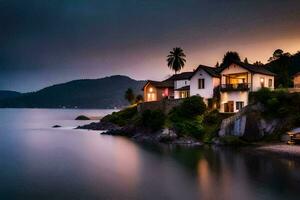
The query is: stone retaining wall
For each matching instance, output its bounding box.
[137,99,183,114]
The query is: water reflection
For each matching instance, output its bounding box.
[1,109,300,200]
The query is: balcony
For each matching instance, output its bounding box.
[220,83,250,92]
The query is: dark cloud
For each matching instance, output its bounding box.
[1,0,300,91]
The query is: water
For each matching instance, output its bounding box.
[0,109,300,200]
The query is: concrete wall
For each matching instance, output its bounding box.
[252,74,274,91]
[174,79,190,89]
[137,99,183,114]
[190,68,219,99]
[220,91,249,113]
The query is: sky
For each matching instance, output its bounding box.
[1,0,300,92]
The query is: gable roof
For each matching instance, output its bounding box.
[165,72,194,81]
[193,65,221,77]
[220,61,276,76]
[142,80,174,90]
[292,72,300,78]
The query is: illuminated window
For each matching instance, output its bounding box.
[268,79,272,87]
[260,77,265,88]
[149,87,153,92]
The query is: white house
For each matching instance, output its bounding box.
[190,65,220,105]
[172,72,194,99]
[219,61,276,113]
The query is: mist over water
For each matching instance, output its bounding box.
[0,109,299,200]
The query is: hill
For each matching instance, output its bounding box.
[0,90,22,101]
[0,75,146,108]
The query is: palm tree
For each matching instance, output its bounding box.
[167,47,186,74]
[124,88,135,104]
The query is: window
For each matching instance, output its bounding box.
[268,79,272,88]
[236,101,244,111]
[198,79,205,89]
[260,77,265,88]
[185,80,187,85]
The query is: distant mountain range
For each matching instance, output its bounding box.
[0,75,146,108]
[0,90,22,101]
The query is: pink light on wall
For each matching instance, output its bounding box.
[164,88,169,97]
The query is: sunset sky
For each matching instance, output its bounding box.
[1,0,300,92]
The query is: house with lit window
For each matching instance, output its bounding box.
[143,80,174,102]
[189,65,220,105]
[172,72,194,99]
[219,61,276,113]
[143,72,194,102]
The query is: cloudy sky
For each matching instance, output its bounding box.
[1,0,300,92]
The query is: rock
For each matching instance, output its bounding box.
[52,125,62,128]
[75,115,90,120]
[77,121,120,130]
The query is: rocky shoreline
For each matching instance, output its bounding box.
[76,121,203,146]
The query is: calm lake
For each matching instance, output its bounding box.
[0,109,300,200]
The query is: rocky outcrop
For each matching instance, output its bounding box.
[218,104,281,141]
[76,121,120,130]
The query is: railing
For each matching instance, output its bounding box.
[220,83,251,91]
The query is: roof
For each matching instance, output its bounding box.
[292,72,300,77]
[193,65,221,77]
[175,85,190,91]
[142,80,174,90]
[165,72,194,81]
[220,61,276,76]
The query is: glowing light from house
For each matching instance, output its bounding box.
[149,87,153,92]
[260,78,264,83]
[164,88,169,97]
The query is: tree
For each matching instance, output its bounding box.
[215,62,220,67]
[124,88,135,104]
[244,57,249,64]
[253,61,264,67]
[221,51,241,67]
[268,49,291,87]
[135,94,143,103]
[167,47,186,74]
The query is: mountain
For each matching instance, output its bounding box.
[0,90,22,100]
[0,75,146,108]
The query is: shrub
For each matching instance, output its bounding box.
[180,96,207,117]
[101,106,138,126]
[170,96,206,119]
[138,109,166,132]
[171,116,204,138]
[250,88,272,104]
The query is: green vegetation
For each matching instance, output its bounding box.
[136,110,166,132]
[101,96,226,143]
[75,115,90,120]
[102,106,138,126]
[251,88,300,118]
[168,96,207,139]
[250,88,300,135]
